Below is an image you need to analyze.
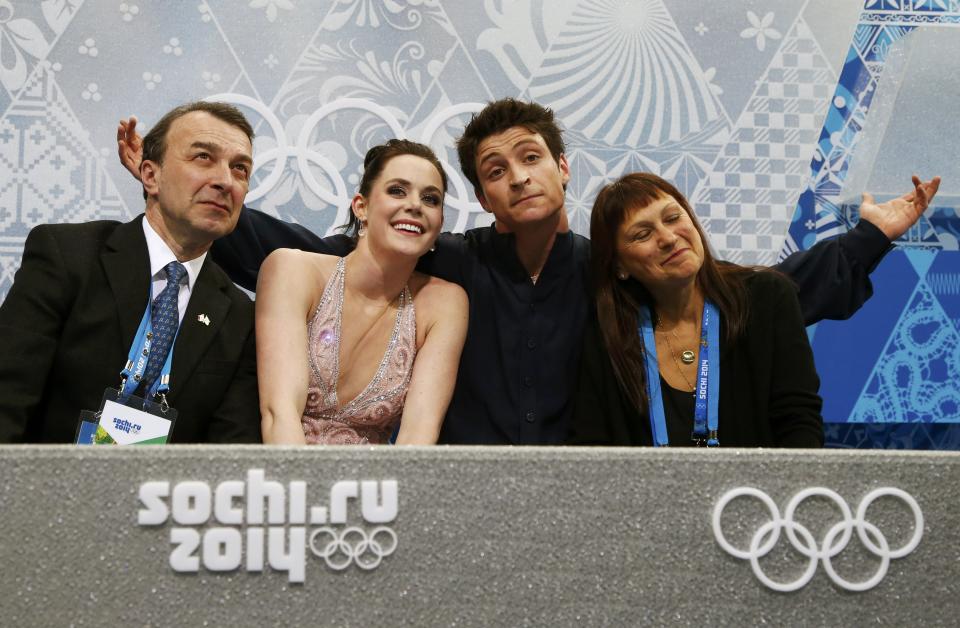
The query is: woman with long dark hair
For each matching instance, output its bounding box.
[572,173,822,447]
[256,140,468,444]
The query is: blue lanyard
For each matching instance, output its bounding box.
[118,285,179,401]
[638,300,721,447]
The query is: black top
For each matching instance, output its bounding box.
[212,206,890,444]
[423,227,592,444]
[570,271,824,447]
[660,378,696,446]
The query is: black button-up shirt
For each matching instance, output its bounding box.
[421,228,592,444]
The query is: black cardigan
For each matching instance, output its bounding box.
[570,271,824,447]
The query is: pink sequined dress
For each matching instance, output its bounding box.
[301,258,417,444]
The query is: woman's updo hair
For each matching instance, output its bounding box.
[342,139,448,238]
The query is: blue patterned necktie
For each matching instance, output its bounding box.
[140,261,186,396]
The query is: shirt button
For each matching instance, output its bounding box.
[523,376,533,388]
[526,338,537,349]
[525,411,536,423]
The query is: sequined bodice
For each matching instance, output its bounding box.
[301,258,416,444]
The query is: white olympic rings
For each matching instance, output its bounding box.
[200,94,490,233]
[712,487,923,592]
[202,93,292,204]
[309,525,398,571]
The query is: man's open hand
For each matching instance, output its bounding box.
[116,116,143,182]
[860,175,941,240]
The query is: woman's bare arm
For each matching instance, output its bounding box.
[394,280,468,445]
[256,249,325,444]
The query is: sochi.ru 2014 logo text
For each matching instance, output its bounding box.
[137,469,398,582]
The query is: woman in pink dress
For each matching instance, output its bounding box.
[256,140,468,444]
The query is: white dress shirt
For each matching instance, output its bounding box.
[142,217,207,323]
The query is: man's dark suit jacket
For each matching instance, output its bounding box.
[0,216,260,443]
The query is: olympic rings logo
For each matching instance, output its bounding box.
[309,526,398,571]
[202,94,488,233]
[712,487,923,592]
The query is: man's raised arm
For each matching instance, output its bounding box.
[776,175,940,325]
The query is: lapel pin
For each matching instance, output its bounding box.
[198,314,211,326]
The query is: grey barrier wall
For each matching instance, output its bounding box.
[1,446,958,627]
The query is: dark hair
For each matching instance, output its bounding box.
[456,98,565,196]
[141,101,254,199]
[589,173,753,414]
[341,139,448,238]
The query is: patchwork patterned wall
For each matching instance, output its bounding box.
[0,0,957,447]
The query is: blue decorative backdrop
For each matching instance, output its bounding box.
[0,0,956,447]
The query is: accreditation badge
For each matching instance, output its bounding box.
[74,410,99,445]
[76,388,178,445]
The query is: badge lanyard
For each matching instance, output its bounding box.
[117,285,180,403]
[638,300,720,447]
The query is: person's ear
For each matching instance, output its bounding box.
[351,194,368,223]
[558,153,570,187]
[476,189,491,214]
[141,160,160,197]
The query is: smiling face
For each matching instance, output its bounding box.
[352,153,444,257]
[473,126,569,230]
[616,193,705,292]
[141,111,252,254]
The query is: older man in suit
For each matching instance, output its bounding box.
[0,101,260,443]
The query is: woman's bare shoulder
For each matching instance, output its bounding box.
[262,249,340,282]
[258,251,344,313]
[409,272,468,314]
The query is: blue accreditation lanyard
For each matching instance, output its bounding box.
[117,285,180,402]
[638,300,721,447]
